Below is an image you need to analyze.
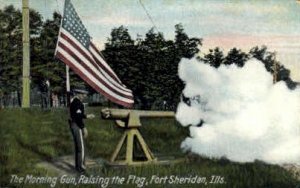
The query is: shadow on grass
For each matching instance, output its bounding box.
[16,138,76,175]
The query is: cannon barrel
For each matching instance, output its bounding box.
[101,108,175,119]
[101,108,175,128]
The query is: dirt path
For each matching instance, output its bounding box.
[36,155,100,176]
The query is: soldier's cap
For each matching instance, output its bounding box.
[73,89,89,94]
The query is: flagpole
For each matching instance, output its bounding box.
[66,65,70,106]
[54,0,70,106]
[22,0,30,108]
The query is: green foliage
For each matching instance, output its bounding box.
[201,47,224,68]
[0,5,23,95]
[31,12,64,94]
[103,24,201,109]
[249,46,297,89]
[224,48,248,67]
[175,24,202,59]
[0,6,43,96]
[0,6,87,107]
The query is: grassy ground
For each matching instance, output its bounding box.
[0,107,299,188]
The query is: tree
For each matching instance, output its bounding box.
[0,6,43,106]
[103,27,137,90]
[202,47,224,68]
[249,46,297,89]
[175,24,202,59]
[139,28,176,109]
[224,48,248,67]
[199,45,297,89]
[32,12,66,94]
[103,25,202,109]
[0,5,23,98]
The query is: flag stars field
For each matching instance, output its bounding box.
[55,0,134,107]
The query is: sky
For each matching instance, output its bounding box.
[1,0,300,81]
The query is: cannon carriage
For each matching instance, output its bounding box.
[101,108,175,165]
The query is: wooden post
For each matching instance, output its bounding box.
[22,0,30,108]
[273,53,278,84]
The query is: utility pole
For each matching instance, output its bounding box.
[22,0,30,107]
[273,52,278,84]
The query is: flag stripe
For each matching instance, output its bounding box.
[58,39,132,99]
[56,50,134,106]
[90,43,106,60]
[60,29,132,94]
[58,29,92,61]
[89,45,121,84]
[89,47,129,91]
[89,43,122,84]
[60,32,96,69]
[57,41,133,99]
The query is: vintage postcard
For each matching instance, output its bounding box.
[0,0,299,187]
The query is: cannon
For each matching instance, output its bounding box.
[100,108,175,165]
[101,108,175,128]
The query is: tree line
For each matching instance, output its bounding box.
[199,46,297,89]
[0,5,297,109]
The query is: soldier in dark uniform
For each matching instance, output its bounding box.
[69,89,94,173]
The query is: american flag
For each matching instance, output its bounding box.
[55,0,134,107]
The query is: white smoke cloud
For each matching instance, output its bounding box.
[176,58,300,164]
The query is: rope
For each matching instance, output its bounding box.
[138,0,159,33]
[44,0,49,81]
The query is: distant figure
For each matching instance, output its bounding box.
[162,100,167,110]
[51,93,59,107]
[69,89,94,173]
[40,79,50,109]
